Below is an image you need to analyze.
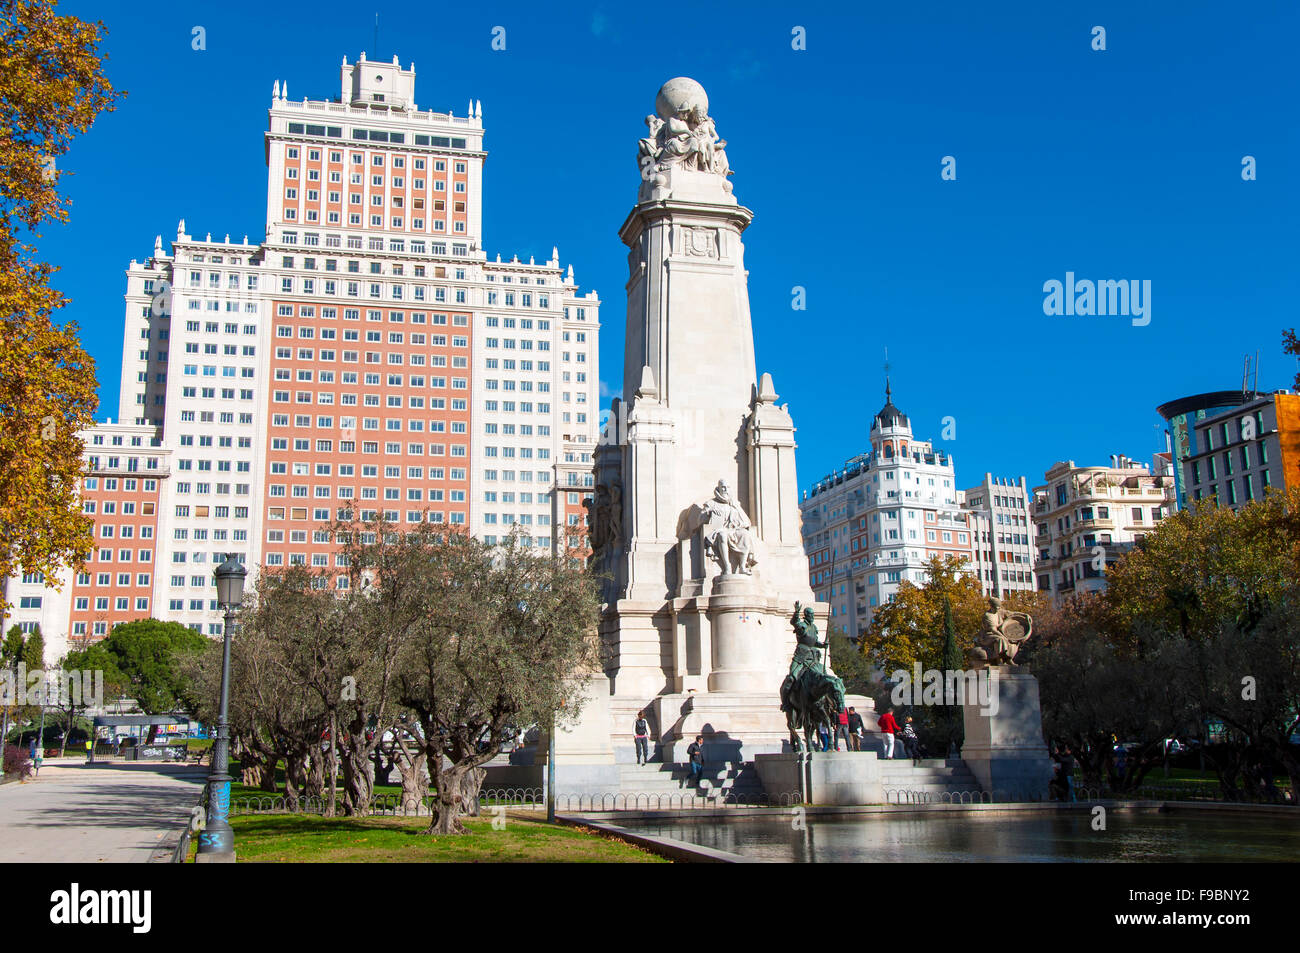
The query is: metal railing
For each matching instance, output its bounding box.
[883,784,1292,806]
[228,786,805,816]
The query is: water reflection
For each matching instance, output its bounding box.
[618,812,1300,862]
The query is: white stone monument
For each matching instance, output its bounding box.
[557,78,867,783]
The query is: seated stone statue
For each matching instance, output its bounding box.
[699,480,756,575]
[967,596,1033,667]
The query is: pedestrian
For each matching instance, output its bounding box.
[847,707,864,751]
[686,735,705,786]
[84,737,93,764]
[901,716,921,765]
[1054,744,1077,802]
[835,708,851,751]
[634,711,652,765]
[877,708,900,760]
[816,722,830,752]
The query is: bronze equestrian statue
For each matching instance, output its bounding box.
[780,602,847,753]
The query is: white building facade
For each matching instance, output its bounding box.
[800,383,971,637]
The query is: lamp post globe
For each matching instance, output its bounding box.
[214,557,247,608]
[197,556,246,862]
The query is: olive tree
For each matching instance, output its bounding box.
[396,530,601,835]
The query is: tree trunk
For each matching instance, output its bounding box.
[427,765,468,835]
[325,713,338,818]
[372,745,395,786]
[259,753,278,791]
[284,751,305,812]
[341,743,375,816]
[395,747,429,814]
[60,708,75,757]
[306,747,325,798]
[459,766,485,817]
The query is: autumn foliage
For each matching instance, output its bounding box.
[0,0,121,583]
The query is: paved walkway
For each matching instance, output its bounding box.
[0,760,206,862]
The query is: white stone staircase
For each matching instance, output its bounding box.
[615,760,766,802]
[877,757,982,801]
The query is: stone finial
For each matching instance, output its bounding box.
[635,365,658,400]
[757,372,778,403]
[476,99,482,118]
[529,255,535,265]
[273,79,280,99]
[282,82,288,99]
[566,264,574,282]
[177,219,186,239]
[551,245,559,263]
[342,55,348,66]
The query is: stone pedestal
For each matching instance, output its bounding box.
[533,673,620,796]
[960,667,1054,798]
[754,751,884,806]
[707,575,767,693]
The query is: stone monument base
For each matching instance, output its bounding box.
[960,666,1054,798]
[606,691,875,764]
[754,751,884,805]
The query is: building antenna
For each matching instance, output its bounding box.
[373,13,379,60]
[1253,349,1259,395]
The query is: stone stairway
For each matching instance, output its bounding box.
[876,757,982,801]
[615,760,766,802]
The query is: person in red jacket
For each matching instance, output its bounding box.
[835,708,850,751]
[877,709,901,759]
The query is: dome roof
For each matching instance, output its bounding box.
[871,379,909,431]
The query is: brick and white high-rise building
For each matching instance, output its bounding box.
[1,54,601,659]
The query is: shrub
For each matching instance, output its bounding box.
[3,745,33,780]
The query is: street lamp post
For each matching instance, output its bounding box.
[196,556,246,862]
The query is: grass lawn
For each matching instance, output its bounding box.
[190,811,667,863]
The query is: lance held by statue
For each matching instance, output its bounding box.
[780,602,847,753]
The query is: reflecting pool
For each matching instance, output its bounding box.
[615,811,1300,862]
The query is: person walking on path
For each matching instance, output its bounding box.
[877,709,901,759]
[634,711,652,765]
[847,707,864,751]
[686,735,705,787]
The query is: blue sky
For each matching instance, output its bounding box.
[47,0,1299,492]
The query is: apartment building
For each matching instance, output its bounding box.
[4,53,600,656]
[1032,455,1173,605]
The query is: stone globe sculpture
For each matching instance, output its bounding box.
[655,77,708,121]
